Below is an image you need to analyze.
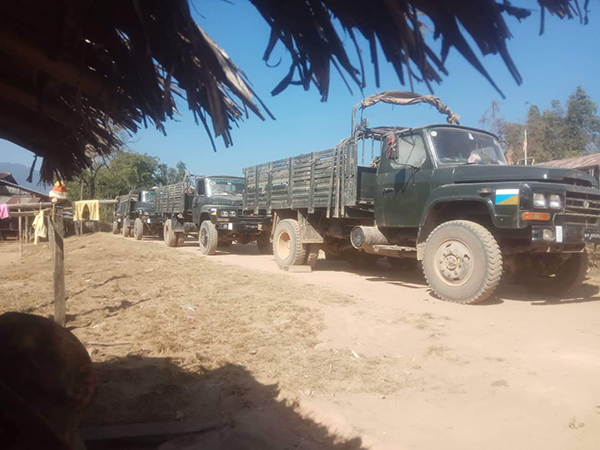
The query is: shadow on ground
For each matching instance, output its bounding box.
[83,356,366,450]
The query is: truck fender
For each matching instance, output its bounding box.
[297,210,325,244]
[416,198,496,258]
[169,218,185,233]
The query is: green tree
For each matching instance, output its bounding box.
[479,86,600,164]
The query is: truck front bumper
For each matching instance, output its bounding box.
[215,220,260,233]
[532,225,600,244]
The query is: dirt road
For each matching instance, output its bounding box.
[2,233,600,449]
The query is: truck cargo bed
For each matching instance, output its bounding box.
[154,183,192,215]
[243,138,375,217]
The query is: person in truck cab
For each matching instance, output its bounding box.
[429,128,505,165]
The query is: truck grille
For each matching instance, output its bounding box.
[559,192,600,226]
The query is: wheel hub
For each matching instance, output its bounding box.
[435,240,473,286]
[277,232,291,260]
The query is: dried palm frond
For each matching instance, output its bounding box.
[251,0,589,99]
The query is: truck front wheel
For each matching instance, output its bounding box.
[273,219,306,269]
[164,220,178,247]
[122,220,130,238]
[423,220,502,304]
[112,220,119,234]
[198,220,219,255]
[134,218,144,240]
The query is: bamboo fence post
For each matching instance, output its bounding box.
[48,207,66,327]
[25,215,30,242]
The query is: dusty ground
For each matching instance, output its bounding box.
[2,233,600,449]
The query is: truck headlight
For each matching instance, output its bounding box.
[230,211,237,217]
[549,194,562,209]
[220,210,229,217]
[533,193,547,208]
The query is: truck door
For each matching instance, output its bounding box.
[374,132,433,228]
[192,178,206,224]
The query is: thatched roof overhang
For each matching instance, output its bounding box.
[0,0,589,182]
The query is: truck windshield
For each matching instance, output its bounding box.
[140,191,155,204]
[207,178,245,196]
[428,127,506,166]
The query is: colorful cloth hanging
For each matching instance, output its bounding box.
[73,200,100,221]
[0,204,9,219]
[32,210,47,245]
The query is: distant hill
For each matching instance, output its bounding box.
[0,162,49,192]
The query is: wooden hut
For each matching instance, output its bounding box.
[0,173,50,240]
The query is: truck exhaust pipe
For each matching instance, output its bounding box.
[351,226,390,250]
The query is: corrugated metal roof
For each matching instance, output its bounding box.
[539,153,600,169]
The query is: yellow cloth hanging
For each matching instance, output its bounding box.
[73,200,100,221]
[32,210,47,245]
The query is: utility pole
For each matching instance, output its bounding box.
[523,129,528,166]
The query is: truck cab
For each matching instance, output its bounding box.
[191,176,269,254]
[369,122,600,303]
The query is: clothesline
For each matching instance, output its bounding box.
[6,199,118,210]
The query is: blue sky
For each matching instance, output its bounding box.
[1,0,599,178]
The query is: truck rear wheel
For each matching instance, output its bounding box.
[273,219,306,269]
[423,220,502,304]
[112,221,119,234]
[198,220,219,255]
[134,218,144,240]
[256,231,272,255]
[518,251,588,296]
[164,220,178,247]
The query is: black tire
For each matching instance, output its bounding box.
[273,219,306,269]
[133,218,144,240]
[520,251,588,296]
[157,225,164,240]
[122,219,130,238]
[198,220,219,255]
[423,220,502,304]
[112,221,119,234]
[256,231,273,255]
[164,220,178,247]
[305,244,320,269]
[388,257,418,271]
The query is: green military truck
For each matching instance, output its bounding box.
[112,192,137,237]
[154,174,270,254]
[243,91,600,304]
[112,189,163,240]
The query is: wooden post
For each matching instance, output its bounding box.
[48,207,66,327]
[18,208,23,257]
[25,215,30,242]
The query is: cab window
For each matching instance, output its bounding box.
[196,179,205,195]
[396,134,427,167]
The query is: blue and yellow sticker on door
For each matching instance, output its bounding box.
[495,189,519,206]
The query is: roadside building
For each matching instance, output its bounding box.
[539,154,600,184]
[0,173,50,240]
